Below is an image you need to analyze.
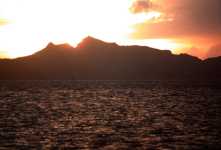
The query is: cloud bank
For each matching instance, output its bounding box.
[130,0,221,58]
[206,44,221,58]
[130,0,153,14]
[131,0,221,38]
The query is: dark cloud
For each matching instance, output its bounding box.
[206,44,221,58]
[131,0,221,39]
[130,0,153,14]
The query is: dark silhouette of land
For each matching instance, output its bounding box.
[0,36,220,80]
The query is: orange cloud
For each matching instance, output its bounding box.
[130,0,221,58]
[131,0,221,39]
[130,0,153,14]
[206,44,221,58]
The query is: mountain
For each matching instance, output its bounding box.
[0,36,220,80]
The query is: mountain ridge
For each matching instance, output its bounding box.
[0,36,220,80]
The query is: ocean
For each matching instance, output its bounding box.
[0,81,220,149]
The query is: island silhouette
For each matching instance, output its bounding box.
[0,36,220,80]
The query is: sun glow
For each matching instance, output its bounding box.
[143,39,184,51]
[0,0,175,58]
[119,38,185,53]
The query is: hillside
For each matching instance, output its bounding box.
[0,36,220,80]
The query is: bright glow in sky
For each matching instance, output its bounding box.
[3,0,220,59]
[0,0,183,58]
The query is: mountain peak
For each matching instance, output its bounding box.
[83,36,103,43]
[33,42,74,57]
[46,42,73,49]
[84,36,98,40]
[46,42,56,48]
[77,36,117,48]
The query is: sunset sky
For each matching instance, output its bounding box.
[0,0,220,59]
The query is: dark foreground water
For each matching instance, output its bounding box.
[0,81,220,149]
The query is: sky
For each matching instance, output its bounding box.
[0,0,220,59]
